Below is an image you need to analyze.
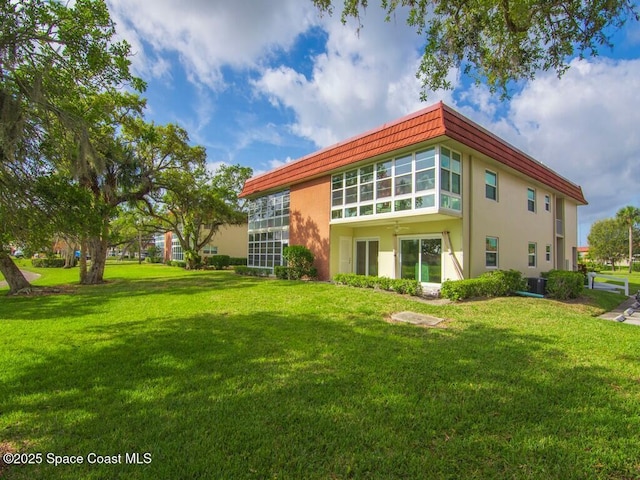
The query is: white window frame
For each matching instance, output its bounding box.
[545,244,552,262]
[527,188,536,213]
[485,236,499,268]
[485,170,498,201]
[544,194,551,212]
[528,242,537,268]
[330,144,461,223]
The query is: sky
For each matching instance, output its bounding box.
[106,0,640,245]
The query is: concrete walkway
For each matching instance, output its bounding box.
[0,270,41,289]
[598,295,640,326]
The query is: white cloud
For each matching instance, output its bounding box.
[107,0,317,89]
[269,156,295,170]
[455,58,640,237]
[253,6,456,148]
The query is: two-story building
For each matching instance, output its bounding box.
[239,102,587,287]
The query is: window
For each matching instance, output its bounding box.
[527,188,536,212]
[440,147,462,210]
[486,237,498,268]
[546,244,552,262]
[330,145,462,220]
[171,237,183,261]
[415,148,436,210]
[247,190,290,270]
[528,242,537,267]
[485,171,497,200]
[202,246,218,255]
[544,195,551,212]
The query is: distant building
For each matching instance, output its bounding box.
[156,223,248,262]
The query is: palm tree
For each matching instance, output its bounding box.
[616,206,640,274]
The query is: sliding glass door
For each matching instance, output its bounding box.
[400,237,442,284]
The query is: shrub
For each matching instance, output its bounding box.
[545,270,584,300]
[229,257,247,266]
[31,258,66,268]
[274,266,289,279]
[168,260,187,268]
[207,255,231,270]
[441,279,477,301]
[233,266,270,277]
[479,269,527,296]
[145,245,161,263]
[332,274,422,297]
[441,269,526,301]
[282,245,317,280]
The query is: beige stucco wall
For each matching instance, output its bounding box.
[463,152,577,277]
[329,217,463,282]
[200,223,248,258]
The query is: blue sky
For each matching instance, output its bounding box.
[106,0,640,245]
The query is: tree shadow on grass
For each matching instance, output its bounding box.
[2,311,640,479]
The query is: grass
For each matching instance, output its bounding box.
[1,263,639,479]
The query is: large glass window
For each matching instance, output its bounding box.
[440,147,461,210]
[330,145,461,221]
[247,190,290,270]
[171,236,183,261]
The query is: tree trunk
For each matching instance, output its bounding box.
[82,222,110,285]
[0,252,32,294]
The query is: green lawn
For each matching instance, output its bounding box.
[1,264,639,479]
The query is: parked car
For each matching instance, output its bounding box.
[13,250,24,258]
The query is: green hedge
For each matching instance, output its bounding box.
[229,257,247,266]
[233,266,271,277]
[440,269,526,301]
[207,255,231,270]
[543,270,584,300]
[167,260,187,268]
[274,265,319,280]
[333,273,422,296]
[31,258,66,268]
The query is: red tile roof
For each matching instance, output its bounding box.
[240,102,587,205]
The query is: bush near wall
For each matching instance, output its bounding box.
[233,266,270,277]
[333,273,422,297]
[281,246,317,280]
[440,269,526,301]
[229,257,247,266]
[542,270,585,300]
[206,255,231,270]
[168,260,187,268]
[274,265,319,280]
[31,258,66,268]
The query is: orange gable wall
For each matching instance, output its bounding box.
[289,175,331,280]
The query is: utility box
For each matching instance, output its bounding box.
[527,277,547,295]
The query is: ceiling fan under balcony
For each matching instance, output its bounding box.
[386,221,410,235]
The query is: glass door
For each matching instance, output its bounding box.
[400,237,442,284]
[355,240,379,276]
